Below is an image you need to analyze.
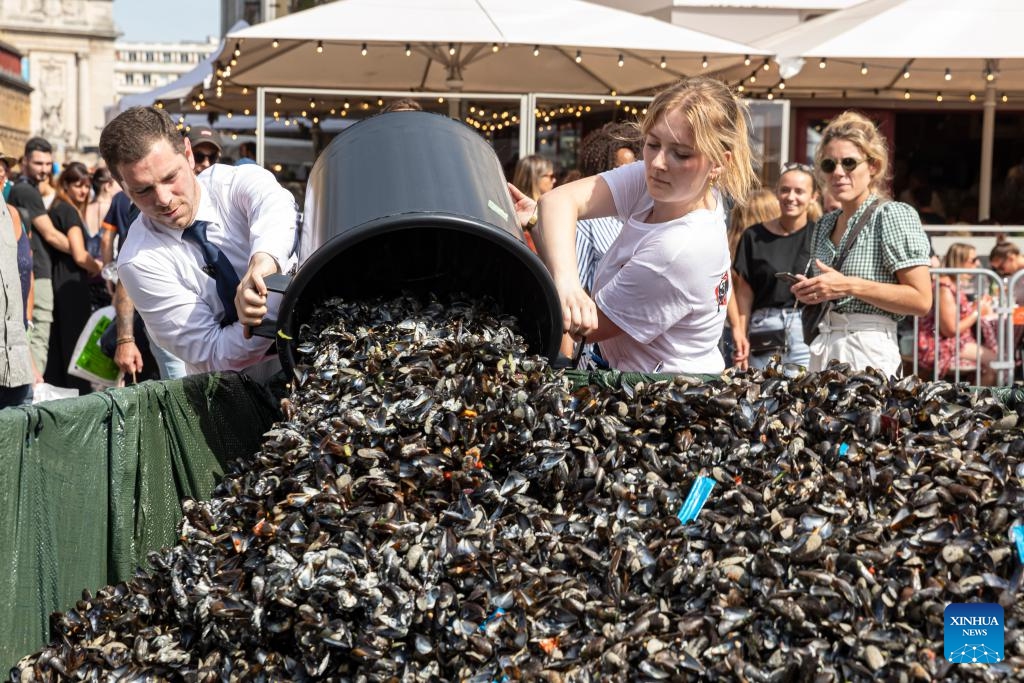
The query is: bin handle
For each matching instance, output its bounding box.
[247,273,292,339]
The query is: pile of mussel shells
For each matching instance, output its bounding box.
[12,295,1024,682]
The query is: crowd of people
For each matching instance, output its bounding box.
[2,78,1020,410]
[0,113,298,408]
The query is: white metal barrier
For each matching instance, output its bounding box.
[909,267,1014,386]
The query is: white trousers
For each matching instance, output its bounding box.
[808,311,901,377]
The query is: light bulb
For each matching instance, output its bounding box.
[361,43,367,56]
[448,43,456,56]
[701,56,708,69]
[762,58,770,71]
[617,54,624,67]
[945,68,952,80]
[860,63,868,75]
[271,39,279,48]
[743,55,751,66]
[316,41,323,54]
[532,45,539,57]
[819,58,827,69]
[405,44,412,57]
[659,56,667,69]
[575,50,581,63]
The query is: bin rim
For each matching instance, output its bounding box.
[276,211,562,372]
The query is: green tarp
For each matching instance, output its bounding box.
[0,373,280,671]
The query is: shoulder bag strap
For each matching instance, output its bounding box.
[832,197,889,272]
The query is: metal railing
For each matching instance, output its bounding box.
[909,267,1014,386]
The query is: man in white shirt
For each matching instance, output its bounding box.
[98,107,298,375]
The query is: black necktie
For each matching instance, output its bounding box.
[181,220,240,325]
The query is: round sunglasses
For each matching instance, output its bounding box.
[819,156,867,174]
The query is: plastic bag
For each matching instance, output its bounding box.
[67,305,120,387]
[31,382,79,404]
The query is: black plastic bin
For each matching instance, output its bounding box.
[259,111,563,372]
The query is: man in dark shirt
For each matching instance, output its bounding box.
[6,137,68,374]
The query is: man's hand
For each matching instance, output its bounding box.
[114,341,144,385]
[507,182,537,229]
[236,251,280,338]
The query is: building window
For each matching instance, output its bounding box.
[142,74,151,85]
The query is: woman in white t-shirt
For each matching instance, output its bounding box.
[513,77,757,374]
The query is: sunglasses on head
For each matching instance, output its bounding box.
[194,151,220,164]
[781,161,814,175]
[819,157,867,174]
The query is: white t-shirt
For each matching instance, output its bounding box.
[592,161,730,374]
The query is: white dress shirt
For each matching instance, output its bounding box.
[117,163,298,374]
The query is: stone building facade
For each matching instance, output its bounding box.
[115,37,219,98]
[0,40,32,158]
[0,0,117,157]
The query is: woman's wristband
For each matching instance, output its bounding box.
[116,336,135,346]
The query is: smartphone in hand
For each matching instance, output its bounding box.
[775,272,801,285]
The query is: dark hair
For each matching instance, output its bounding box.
[55,161,91,218]
[240,141,257,157]
[24,136,52,157]
[100,106,185,181]
[578,122,641,178]
[91,166,113,194]
[990,242,1020,261]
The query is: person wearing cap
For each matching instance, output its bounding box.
[187,125,223,175]
[99,106,297,377]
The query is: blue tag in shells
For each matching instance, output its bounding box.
[677,476,716,524]
[838,443,849,458]
[1012,525,1024,563]
[478,607,506,631]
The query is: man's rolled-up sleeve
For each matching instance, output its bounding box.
[232,166,299,269]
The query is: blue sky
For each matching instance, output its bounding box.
[113,0,221,43]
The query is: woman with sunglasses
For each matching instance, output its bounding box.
[45,161,103,393]
[791,111,932,376]
[916,243,998,384]
[517,77,756,374]
[511,154,556,253]
[730,163,820,370]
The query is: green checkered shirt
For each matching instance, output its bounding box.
[808,195,931,320]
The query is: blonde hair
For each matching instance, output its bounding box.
[728,188,779,257]
[814,110,890,197]
[512,154,554,201]
[640,76,758,206]
[943,242,975,269]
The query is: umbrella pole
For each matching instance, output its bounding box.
[980,83,996,221]
[256,86,266,168]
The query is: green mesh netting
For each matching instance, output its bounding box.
[0,372,280,670]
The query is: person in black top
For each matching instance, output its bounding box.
[6,137,69,374]
[731,162,820,369]
[44,162,102,393]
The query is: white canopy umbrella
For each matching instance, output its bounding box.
[214,0,766,96]
[715,0,1024,219]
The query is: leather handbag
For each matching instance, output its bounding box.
[747,328,788,356]
[801,198,889,345]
